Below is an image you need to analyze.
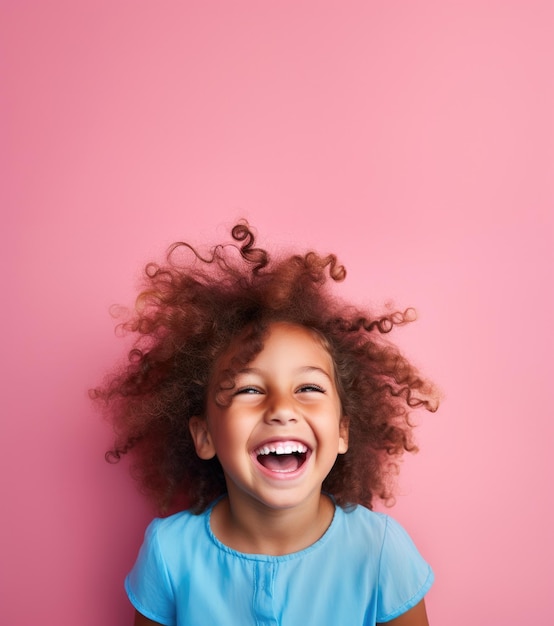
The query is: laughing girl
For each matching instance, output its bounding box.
[94,221,439,625]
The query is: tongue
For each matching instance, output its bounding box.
[259,454,300,472]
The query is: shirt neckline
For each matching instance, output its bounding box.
[204,497,341,562]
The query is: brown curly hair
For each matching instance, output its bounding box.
[93,220,438,515]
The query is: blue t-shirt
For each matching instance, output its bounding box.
[126,502,433,625]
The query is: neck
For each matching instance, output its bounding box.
[210,493,335,556]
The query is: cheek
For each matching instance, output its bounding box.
[209,413,249,448]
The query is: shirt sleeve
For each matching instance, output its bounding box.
[125,518,177,626]
[375,515,434,623]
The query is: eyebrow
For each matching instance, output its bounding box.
[238,366,333,381]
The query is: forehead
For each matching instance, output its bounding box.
[254,322,332,363]
[216,322,333,373]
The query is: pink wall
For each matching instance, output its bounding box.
[2,1,553,623]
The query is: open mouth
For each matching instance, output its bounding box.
[253,442,310,473]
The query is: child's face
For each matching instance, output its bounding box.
[190,322,349,513]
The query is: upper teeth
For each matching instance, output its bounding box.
[256,443,308,455]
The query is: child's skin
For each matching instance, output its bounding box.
[133,322,430,626]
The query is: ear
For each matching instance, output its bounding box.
[338,415,349,454]
[189,416,217,460]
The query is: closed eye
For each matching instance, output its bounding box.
[297,384,325,393]
[234,386,263,395]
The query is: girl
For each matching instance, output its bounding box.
[95,221,439,626]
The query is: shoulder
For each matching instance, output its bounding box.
[341,507,430,567]
[335,507,434,623]
[339,505,419,545]
[143,508,208,552]
[127,508,212,593]
[337,505,433,580]
[131,507,212,577]
[325,504,395,567]
[148,508,203,533]
[360,510,434,623]
[337,504,390,539]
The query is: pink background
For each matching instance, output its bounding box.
[2,1,553,624]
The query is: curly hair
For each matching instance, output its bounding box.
[92,220,438,515]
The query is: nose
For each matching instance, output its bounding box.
[264,394,299,425]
